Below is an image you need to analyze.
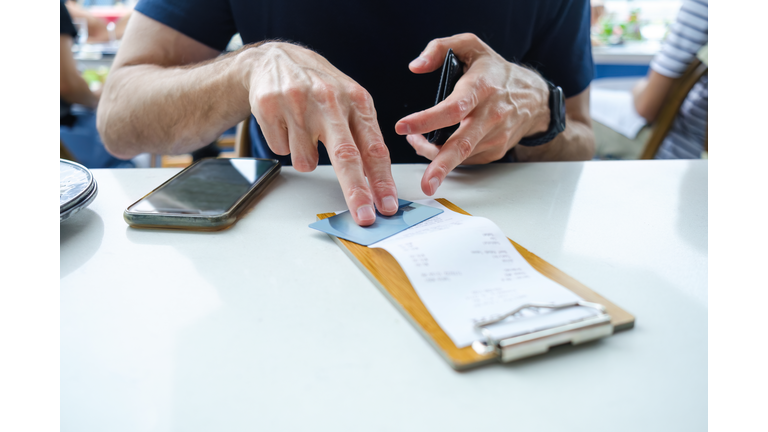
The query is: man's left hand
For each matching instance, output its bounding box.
[395,33,551,196]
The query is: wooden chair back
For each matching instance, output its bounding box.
[233,117,252,157]
[60,141,77,162]
[640,59,708,159]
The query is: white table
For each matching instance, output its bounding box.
[61,160,707,431]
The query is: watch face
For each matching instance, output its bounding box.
[554,86,566,133]
[558,91,566,117]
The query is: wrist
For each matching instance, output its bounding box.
[523,73,551,138]
[235,42,264,87]
[236,40,290,88]
[234,43,274,114]
[517,76,566,148]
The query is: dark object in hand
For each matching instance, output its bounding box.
[426,49,465,145]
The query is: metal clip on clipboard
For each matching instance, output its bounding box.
[471,301,613,363]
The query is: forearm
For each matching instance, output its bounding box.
[97,49,253,159]
[632,70,674,123]
[513,116,595,162]
[60,35,98,109]
[61,74,98,109]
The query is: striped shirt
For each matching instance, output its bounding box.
[649,0,708,159]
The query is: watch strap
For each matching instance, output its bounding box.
[517,80,566,147]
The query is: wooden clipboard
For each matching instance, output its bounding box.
[317,198,634,370]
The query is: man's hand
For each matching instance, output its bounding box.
[100,12,395,227]
[395,33,551,196]
[242,42,398,226]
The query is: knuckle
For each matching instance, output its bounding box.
[254,89,279,108]
[432,160,451,178]
[369,178,396,195]
[475,76,496,98]
[430,39,445,52]
[456,33,473,44]
[332,142,362,162]
[449,100,468,120]
[453,137,474,160]
[348,85,372,106]
[285,85,307,104]
[312,83,337,105]
[346,184,372,202]
[491,106,507,123]
[284,86,311,115]
[366,141,390,159]
[460,32,483,47]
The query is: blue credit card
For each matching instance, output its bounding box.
[309,199,443,246]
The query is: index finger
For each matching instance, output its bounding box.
[349,105,399,217]
[395,77,479,136]
[321,122,378,227]
[420,116,485,195]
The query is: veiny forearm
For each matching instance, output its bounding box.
[514,116,595,162]
[97,51,252,159]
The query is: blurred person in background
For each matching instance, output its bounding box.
[60,2,133,168]
[633,0,708,159]
[61,2,99,127]
[64,0,132,43]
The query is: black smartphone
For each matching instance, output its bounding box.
[426,48,465,145]
[124,158,281,230]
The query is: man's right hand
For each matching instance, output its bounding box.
[242,42,398,226]
[100,11,397,227]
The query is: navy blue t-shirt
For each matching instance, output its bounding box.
[135,0,593,164]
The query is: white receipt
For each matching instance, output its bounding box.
[370,200,597,348]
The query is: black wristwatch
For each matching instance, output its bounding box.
[517,80,566,147]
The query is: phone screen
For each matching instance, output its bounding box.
[128,158,279,215]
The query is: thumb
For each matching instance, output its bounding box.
[408,39,450,74]
[409,33,488,74]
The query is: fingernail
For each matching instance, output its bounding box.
[395,122,411,135]
[381,196,398,213]
[357,205,375,222]
[429,177,441,195]
[409,56,427,68]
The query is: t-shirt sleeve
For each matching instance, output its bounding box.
[60,3,77,38]
[522,0,594,98]
[650,0,708,79]
[134,0,237,51]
